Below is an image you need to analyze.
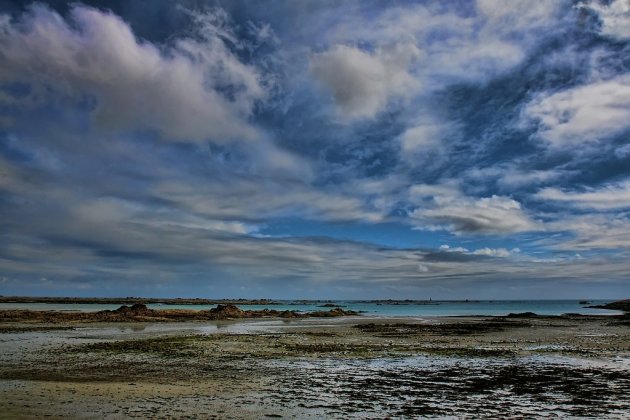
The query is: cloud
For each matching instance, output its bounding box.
[152,178,386,224]
[547,215,630,250]
[476,0,564,31]
[464,166,570,189]
[2,219,627,299]
[310,43,420,119]
[580,0,630,40]
[440,244,518,258]
[324,0,565,86]
[498,169,567,188]
[537,179,630,210]
[522,75,630,146]
[398,120,448,154]
[409,184,539,234]
[471,247,514,258]
[0,4,266,142]
[440,245,469,253]
[419,195,538,235]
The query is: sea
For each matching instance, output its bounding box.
[0,299,622,316]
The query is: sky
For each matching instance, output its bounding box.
[0,0,629,299]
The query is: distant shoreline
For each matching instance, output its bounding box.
[0,296,281,305]
[0,296,621,305]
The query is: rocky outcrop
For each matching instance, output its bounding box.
[113,304,153,316]
[588,299,630,313]
[205,304,246,319]
[506,312,539,318]
[307,307,358,317]
[0,304,360,324]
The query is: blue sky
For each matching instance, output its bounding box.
[0,0,629,299]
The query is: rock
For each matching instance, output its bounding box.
[308,308,359,317]
[506,312,539,318]
[113,303,152,316]
[0,303,361,324]
[205,304,246,319]
[279,310,301,318]
[588,299,630,313]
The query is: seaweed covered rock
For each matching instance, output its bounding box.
[205,304,246,319]
[113,304,153,316]
[308,307,359,317]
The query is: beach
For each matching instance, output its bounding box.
[1,310,629,418]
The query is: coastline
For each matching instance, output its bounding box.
[0,296,282,305]
[1,310,629,418]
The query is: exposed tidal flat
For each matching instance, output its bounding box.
[0,305,629,418]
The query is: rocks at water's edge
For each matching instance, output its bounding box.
[0,304,360,323]
[588,299,630,313]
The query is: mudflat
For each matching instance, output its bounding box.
[1,314,629,418]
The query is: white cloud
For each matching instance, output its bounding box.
[310,43,421,119]
[152,178,386,224]
[477,0,563,31]
[440,244,469,253]
[498,169,567,188]
[417,263,430,273]
[409,183,539,234]
[440,244,518,258]
[305,0,567,131]
[522,75,630,146]
[465,166,569,189]
[580,0,630,40]
[471,247,512,258]
[0,5,265,142]
[399,121,446,153]
[326,0,563,86]
[537,179,630,210]
[548,215,630,250]
[427,195,539,234]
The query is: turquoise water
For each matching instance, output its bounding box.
[0,300,622,316]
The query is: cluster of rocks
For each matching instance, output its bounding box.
[588,299,630,313]
[0,304,359,323]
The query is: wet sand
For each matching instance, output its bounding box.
[1,314,629,418]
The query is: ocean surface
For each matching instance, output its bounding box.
[0,300,622,316]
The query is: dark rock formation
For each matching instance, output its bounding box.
[205,304,246,319]
[506,312,539,318]
[588,299,630,313]
[113,304,153,316]
[0,304,359,324]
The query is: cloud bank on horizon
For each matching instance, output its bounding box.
[0,0,629,299]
